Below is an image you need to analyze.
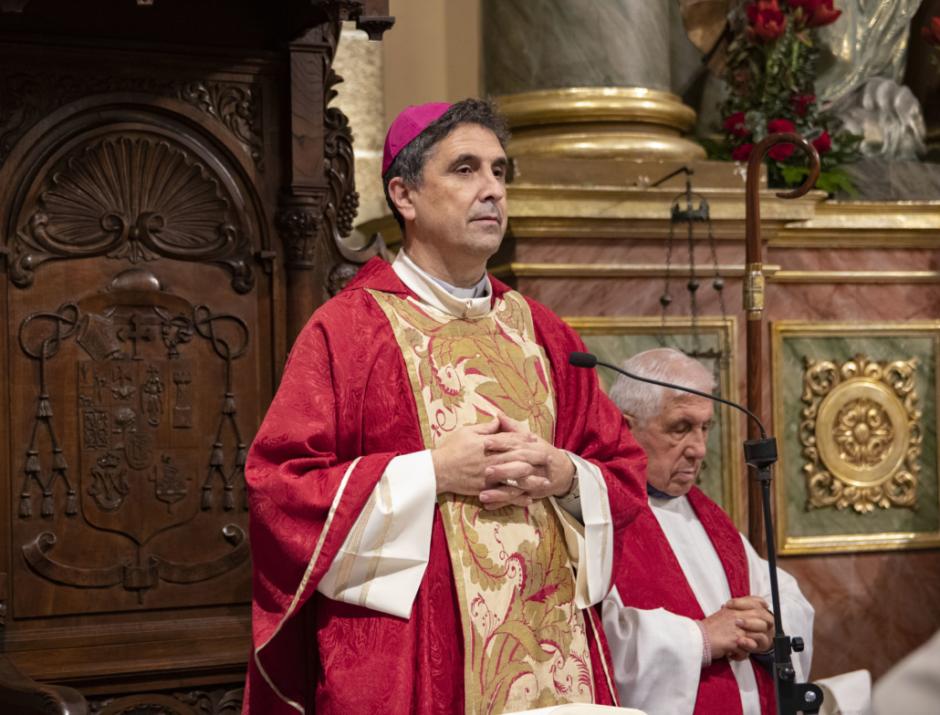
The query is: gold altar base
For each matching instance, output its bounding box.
[496,87,706,161]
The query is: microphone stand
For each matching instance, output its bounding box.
[568,352,823,714]
[743,437,823,715]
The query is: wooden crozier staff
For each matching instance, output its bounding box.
[743,133,821,715]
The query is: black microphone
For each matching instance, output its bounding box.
[569,349,823,715]
[568,351,598,368]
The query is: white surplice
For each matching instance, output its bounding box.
[873,629,940,715]
[316,251,614,617]
[602,494,815,715]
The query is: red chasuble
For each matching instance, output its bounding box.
[244,258,647,714]
[609,486,776,714]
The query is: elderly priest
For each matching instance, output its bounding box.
[602,348,815,715]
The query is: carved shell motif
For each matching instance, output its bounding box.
[11,135,254,292]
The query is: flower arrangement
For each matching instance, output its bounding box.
[923,15,940,66]
[714,0,860,194]
[924,15,940,46]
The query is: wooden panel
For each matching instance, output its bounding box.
[0,7,287,710]
[0,0,393,703]
[0,66,276,695]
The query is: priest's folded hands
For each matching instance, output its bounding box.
[701,595,775,661]
[431,412,577,511]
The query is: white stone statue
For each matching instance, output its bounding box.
[835,78,927,160]
[815,0,926,159]
[816,0,923,106]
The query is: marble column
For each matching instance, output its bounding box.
[482,0,704,161]
[332,21,387,247]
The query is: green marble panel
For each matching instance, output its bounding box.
[776,332,939,541]
[574,325,736,514]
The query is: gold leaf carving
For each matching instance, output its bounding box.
[800,354,921,513]
[832,398,894,468]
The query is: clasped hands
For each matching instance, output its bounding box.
[701,596,775,662]
[431,414,575,510]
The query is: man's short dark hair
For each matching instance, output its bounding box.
[382,98,511,230]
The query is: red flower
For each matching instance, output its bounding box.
[767,118,797,160]
[812,130,832,154]
[791,93,816,117]
[923,17,940,47]
[723,111,750,138]
[732,143,754,161]
[789,0,842,29]
[768,118,796,134]
[746,0,787,42]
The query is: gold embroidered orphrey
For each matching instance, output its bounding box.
[369,288,595,715]
[800,354,922,513]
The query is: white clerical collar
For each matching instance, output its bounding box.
[392,250,493,319]
[649,492,690,510]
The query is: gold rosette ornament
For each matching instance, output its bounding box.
[800,354,922,513]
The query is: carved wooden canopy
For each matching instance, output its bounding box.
[0,0,394,40]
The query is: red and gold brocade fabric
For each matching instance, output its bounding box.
[243,258,647,714]
[370,288,592,713]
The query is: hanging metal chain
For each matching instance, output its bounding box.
[705,219,728,318]
[651,165,728,363]
[684,179,701,355]
[659,218,676,347]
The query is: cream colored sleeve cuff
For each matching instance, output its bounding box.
[549,452,613,608]
[316,450,436,618]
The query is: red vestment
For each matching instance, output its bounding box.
[244,258,647,714]
[609,486,776,714]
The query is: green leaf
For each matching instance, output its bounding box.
[780,165,811,185]
[700,136,729,160]
[492,620,553,663]
[815,168,858,197]
[778,165,858,196]
[483,659,532,713]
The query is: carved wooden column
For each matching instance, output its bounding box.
[277,23,334,343]
[277,19,389,346]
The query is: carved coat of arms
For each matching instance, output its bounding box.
[78,344,198,540]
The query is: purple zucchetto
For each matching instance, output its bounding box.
[381,102,451,176]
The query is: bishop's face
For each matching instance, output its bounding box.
[631,394,714,497]
[402,123,509,274]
